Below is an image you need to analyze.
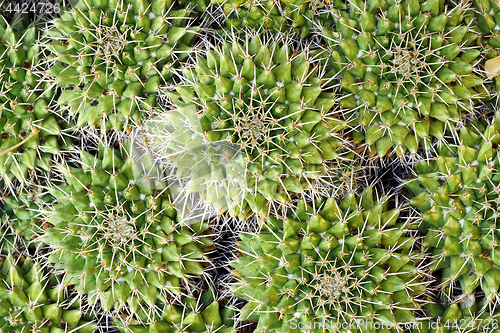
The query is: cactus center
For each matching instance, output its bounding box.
[391,48,425,80]
[317,267,352,305]
[94,24,128,63]
[104,213,135,245]
[231,105,286,154]
[387,32,431,83]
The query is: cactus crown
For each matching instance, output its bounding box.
[40,140,214,316]
[146,32,350,219]
[320,0,483,158]
[231,186,426,332]
[407,117,500,299]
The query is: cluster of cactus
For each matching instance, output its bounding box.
[41,141,214,317]
[2,0,500,332]
[231,186,425,332]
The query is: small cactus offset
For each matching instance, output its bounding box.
[3,0,500,332]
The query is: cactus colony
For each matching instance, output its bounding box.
[1,0,500,332]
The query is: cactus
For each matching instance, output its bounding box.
[211,0,345,38]
[320,0,484,158]
[406,119,500,299]
[145,32,351,220]
[231,186,426,332]
[474,0,500,102]
[0,253,98,333]
[39,141,214,316]
[44,0,200,132]
[115,288,237,332]
[0,180,54,248]
[0,14,73,188]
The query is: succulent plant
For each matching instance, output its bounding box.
[211,0,346,38]
[39,141,214,316]
[474,0,500,102]
[230,186,426,332]
[0,180,54,248]
[406,119,500,298]
[0,253,98,333]
[115,288,236,332]
[320,0,484,158]
[44,0,200,132]
[145,33,352,220]
[0,13,73,188]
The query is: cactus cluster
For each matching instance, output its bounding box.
[2,0,500,332]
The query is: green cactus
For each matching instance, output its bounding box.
[115,288,237,332]
[0,253,98,333]
[44,0,200,132]
[320,0,484,158]
[39,141,213,316]
[0,14,73,187]
[145,33,351,220]
[406,118,500,298]
[212,0,345,38]
[230,186,426,332]
[0,180,54,247]
[474,0,500,101]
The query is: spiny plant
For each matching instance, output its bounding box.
[114,287,237,332]
[230,186,426,332]
[43,0,200,133]
[474,0,500,102]
[406,118,500,300]
[144,32,353,220]
[319,0,485,158]
[0,179,55,248]
[0,13,74,189]
[0,252,99,333]
[210,0,346,38]
[38,140,214,318]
